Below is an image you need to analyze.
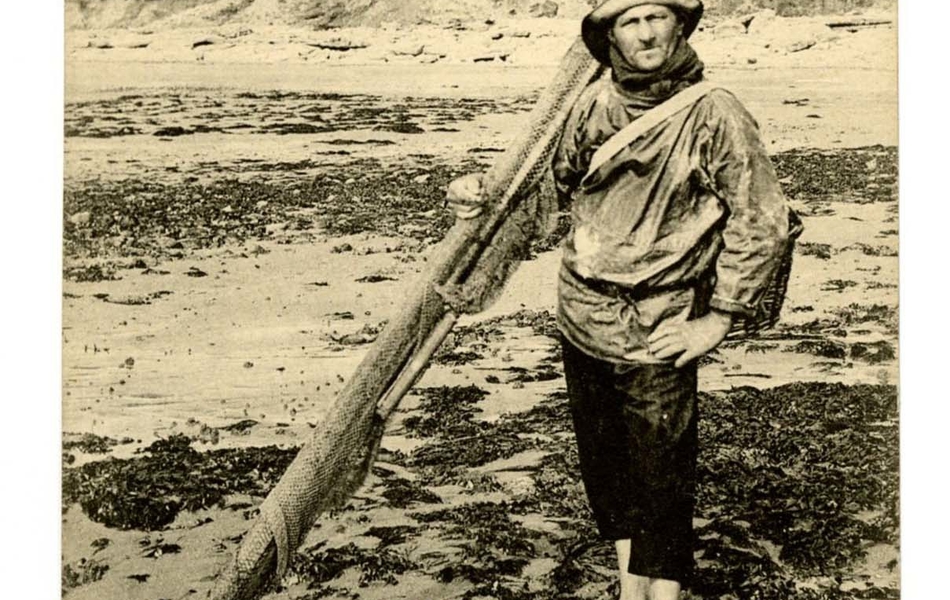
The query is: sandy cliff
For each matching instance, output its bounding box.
[66,0,895,30]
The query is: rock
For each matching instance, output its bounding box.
[219,419,258,434]
[219,26,254,40]
[510,31,532,38]
[112,34,151,49]
[304,37,368,51]
[355,274,397,283]
[788,39,817,53]
[530,1,559,18]
[473,51,510,63]
[413,174,431,184]
[198,425,220,445]
[826,18,894,29]
[154,126,192,137]
[88,34,150,50]
[712,20,746,37]
[333,331,377,346]
[491,33,504,41]
[69,211,92,227]
[747,16,837,53]
[392,43,425,57]
[191,35,224,49]
[744,9,778,35]
[839,581,866,593]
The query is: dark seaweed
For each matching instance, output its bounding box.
[364,525,420,548]
[62,435,298,530]
[379,476,443,508]
[772,146,897,204]
[62,558,110,594]
[413,502,537,584]
[291,541,416,587]
[402,385,489,439]
[785,339,848,360]
[63,432,132,454]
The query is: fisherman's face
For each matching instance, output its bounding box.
[609,5,684,71]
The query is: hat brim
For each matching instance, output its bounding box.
[582,1,703,65]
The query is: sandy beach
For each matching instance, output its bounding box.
[62,5,898,599]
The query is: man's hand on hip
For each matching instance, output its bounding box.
[647,310,734,368]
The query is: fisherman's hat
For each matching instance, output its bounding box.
[582,0,704,65]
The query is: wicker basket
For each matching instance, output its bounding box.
[725,208,804,340]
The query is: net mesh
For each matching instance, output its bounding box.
[209,34,605,600]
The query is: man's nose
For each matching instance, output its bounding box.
[635,21,657,44]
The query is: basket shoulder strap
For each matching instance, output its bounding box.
[583,80,718,184]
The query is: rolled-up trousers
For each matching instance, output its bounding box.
[561,335,698,582]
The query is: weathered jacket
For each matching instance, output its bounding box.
[553,78,790,364]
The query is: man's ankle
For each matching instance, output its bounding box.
[648,577,681,600]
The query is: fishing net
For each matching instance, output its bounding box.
[209,33,605,600]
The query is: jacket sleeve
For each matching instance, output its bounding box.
[551,86,596,210]
[703,91,790,317]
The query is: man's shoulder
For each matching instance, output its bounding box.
[577,78,614,110]
[562,78,615,134]
[696,86,753,119]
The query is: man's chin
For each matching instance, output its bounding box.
[632,59,666,72]
[631,50,668,72]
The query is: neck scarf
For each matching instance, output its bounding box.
[608,37,705,108]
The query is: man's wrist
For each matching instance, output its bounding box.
[708,309,734,327]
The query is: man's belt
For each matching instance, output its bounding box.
[563,266,654,303]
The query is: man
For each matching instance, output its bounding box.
[447,2,791,599]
